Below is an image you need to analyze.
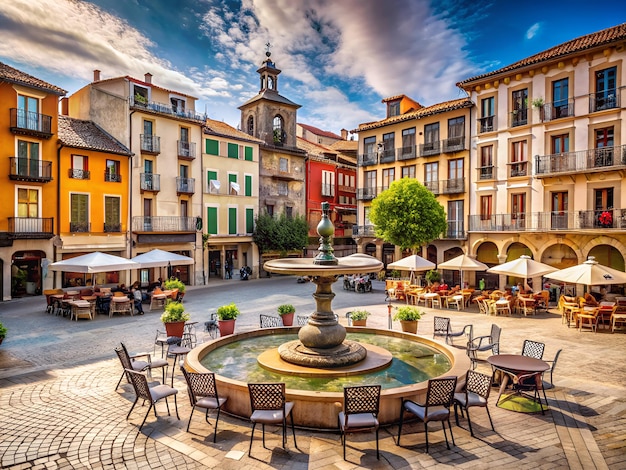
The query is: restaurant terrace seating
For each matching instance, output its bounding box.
[124,369,179,431]
[453,370,494,437]
[339,385,381,460]
[180,367,227,440]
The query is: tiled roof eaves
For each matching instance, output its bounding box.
[458,22,626,86]
[297,122,343,140]
[58,116,131,156]
[0,62,67,95]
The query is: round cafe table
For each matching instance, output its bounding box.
[487,354,549,408]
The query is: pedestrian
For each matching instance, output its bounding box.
[132,287,144,315]
[225,260,231,279]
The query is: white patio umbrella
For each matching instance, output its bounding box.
[49,252,139,273]
[387,254,435,283]
[130,249,194,269]
[545,256,626,286]
[438,254,488,287]
[487,255,558,279]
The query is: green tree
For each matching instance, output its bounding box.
[253,211,308,255]
[369,178,447,252]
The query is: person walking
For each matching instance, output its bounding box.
[224,260,231,279]
[132,287,144,315]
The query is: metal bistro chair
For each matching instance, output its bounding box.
[247,383,297,456]
[467,324,501,369]
[339,385,381,460]
[433,316,473,346]
[204,313,219,339]
[296,315,310,326]
[543,349,562,390]
[260,314,283,328]
[453,370,494,437]
[521,339,545,359]
[114,343,168,390]
[180,367,227,441]
[124,369,179,431]
[397,376,457,453]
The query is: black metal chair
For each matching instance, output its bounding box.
[521,339,545,359]
[433,316,473,346]
[204,313,219,339]
[260,314,283,328]
[397,376,457,453]
[114,343,168,390]
[338,385,381,460]
[124,369,179,431]
[248,383,297,456]
[467,324,501,369]
[296,315,310,326]
[453,370,494,436]
[180,367,227,441]
[543,349,562,389]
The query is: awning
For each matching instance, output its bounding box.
[230,182,240,194]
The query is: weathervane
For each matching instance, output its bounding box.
[265,42,272,57]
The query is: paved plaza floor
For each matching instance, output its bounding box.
[0,277,625,469]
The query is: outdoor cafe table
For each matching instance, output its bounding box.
[487,354,550,408]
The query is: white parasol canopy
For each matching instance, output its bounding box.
[438,254,488,287]
[49,252,139,273]
[545,256,626,286]
[387,254,435,272]
[487,255,558,279]
[130,249,194,269]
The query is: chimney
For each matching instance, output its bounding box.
[144,73,152,85]
[93,69,101,82]
[341,128,348,140]
[60,97,69,116]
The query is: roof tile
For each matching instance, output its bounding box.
[0,61,66,95]
[58,116,131,155]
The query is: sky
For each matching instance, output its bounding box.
[1,0,625,136]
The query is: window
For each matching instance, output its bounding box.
[17,187,39,218]
[447,200,464,238]
[425,162,438,193]
[16,140,40,177]
[382,168,394,190]
[70,193,89,232]
[228,143,239,159]
[170,97,185,114]
[133,85,148,105]
[246,208,254,233]
[510,140,528,177]
[551,78,570,119]
[479,146,493,179]
[365,170,376,188]
[363,136,376,156]
[207,206,218,234]
[228,173,239,195]
[206,138,219,155]
[552,134,569,154]
[228,207,237,234]
[105,160,121,182]
[388,100,400,117]
[511,193,526,217]
[480,195,492,221]
[180,127,189,142]
[17,94,39,130]
[273,115,285,144]
[244,146,253,161]
[401,127,416,157]
[207,170,220,193]
[245,174,252,197]
[247,116,254,135]
[381,132,395,161]
[448,117,464,138]
[278,181,288,196]
[449,159,463,180]
[104,196,120,232]
[594,127,614,167]
[511,88,528,126]
[143,120,153,136]
[480,97,495,132]
[279,157,288,172]
[285,206,293,219]
[364,206,371,226]
[401,165,415,179]
[424,123,439,146]
[322,170,335,196]
[593,66,617,112]
[70,154,89,179]
[266,204,274,217]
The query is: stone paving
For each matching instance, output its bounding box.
[0,277,625,469]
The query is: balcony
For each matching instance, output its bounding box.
[589,89,620,113]
[535,144,626,177]
[104,222,121,233]
[178,141,196,160]
[542,100,574,121]
[358,153,378,167]
[68,168,90,179]
[469,209,626,232]
[176,177,195,194]
[478,166,494,180]
[424,181,440,195]
[352,225,376,237]
[379,149,395,164]
[9,108,53,138]
[130,96,206,122]
[509,161,528,178]
[397,146,416,161]
[445,220,465,239]
[104,171,122,183]
[321,184,335,197]
[132,216,197,232]
[442,136,466,153]
[140,173,160,192]
[70,222,91,233]
[478,115,496,133]
[442,178,465,194]
[8,217,54,239]
[419,141,441,157]
[338,184,356,194]
[510,108,528,127]
[9,157,53,182]
[356,187,378,201]
[140,134,161,154]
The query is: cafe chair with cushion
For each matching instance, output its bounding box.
[466,324,501,369]
[543,349,562,389]
[114,343,168,390]
[433,316,473,346]
[338,385,381,460]
[154,330,169,357]
[180,367,227,441]
[521,340,545,359]
[259,314,283,328]
[124,369,179,431]
[397,376,457,453]
[453,370,494,437]
[247,382,297,456]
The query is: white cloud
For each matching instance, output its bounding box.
[526,22,541,40]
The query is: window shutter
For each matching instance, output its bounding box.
[207,207,218,234]
[244,146,253,161]
[206,139,219,155]
[246,208,254,233]
[245,174,252,196]
[228,207,237,234]
[227,143,239,159]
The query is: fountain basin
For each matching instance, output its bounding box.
[185,327,471,430]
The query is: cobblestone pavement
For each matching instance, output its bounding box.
[0,277,625,469]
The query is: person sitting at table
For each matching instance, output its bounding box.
[583,292,599,307]
[439,281,449,292]
[131,287,144,315]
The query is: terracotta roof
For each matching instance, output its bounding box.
[93,75,197,99]
[298,123,343,140]
[0,61,66,95]
[381,94,405,103]
[297,136,338,156]
[354,98,473,132]
[57,116,131,155]
[204,118,264,143]
[458,22,626,86]
[238,89,301,109]
[329,140,358,152]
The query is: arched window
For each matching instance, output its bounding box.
[247,116,254,136]
[273,115,284,144]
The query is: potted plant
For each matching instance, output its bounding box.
[349,309,370,327]
[160,300,190,338]
[394,306,424,334]
[277,304,295,327]
[164,277,186,301]
[216,303,240,336]
[425,269,441,286]
[0,321,6,346]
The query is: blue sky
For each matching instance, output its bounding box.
[1,0,625,135]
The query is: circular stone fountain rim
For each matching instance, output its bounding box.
[264,253,383,277]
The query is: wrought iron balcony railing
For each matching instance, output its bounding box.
[130,96,207,122]
[104,222,121,233]
[510,108,528,127]
[176,177,195,194]
[9,108,53,138]
[424,181,440,195]
[397,145,416,161]
[9,157,53,182]
[132,216,197,232]
[358,153,378,167]
[68,168,90,179]
[478,115,496,133]
[177,140,196,159]
[338,184,356,193]
[419,141,441,157]
[8,217,54,239]
[478,166,494,180]
[140,173,160,191]
[104,171,122,182]
[140,134,160,154]
[542,100,574,121]
[379,149,395,163]
[445,220,465,239]
[441,177,465,194]
[442,136,466,153]
[469,209,626,232]
[535,144,626,177]
[352,225,376,237]
[70,222,91,233]
[509,161,528,177]
[356,187,378,200]
[589,89,620,113]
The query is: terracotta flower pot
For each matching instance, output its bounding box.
[280,312,294,326]
[400,320,418,334]
[352,319,367,327]
[218,319,236,336]
[164,320,186,338]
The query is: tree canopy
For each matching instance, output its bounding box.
[369,178,447,252]
[253,211,309,255]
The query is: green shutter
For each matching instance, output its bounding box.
[104,196,119,224]
[207,207,217,234]
[228,143,239,159]
[245,174,252,196]
[207,170,217,187]
[228,207,237,234]
[206,138,219,155]
[246,208,254,233]
[228,173,237,184]
[71,194,88,223]
[244,146,253,161]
